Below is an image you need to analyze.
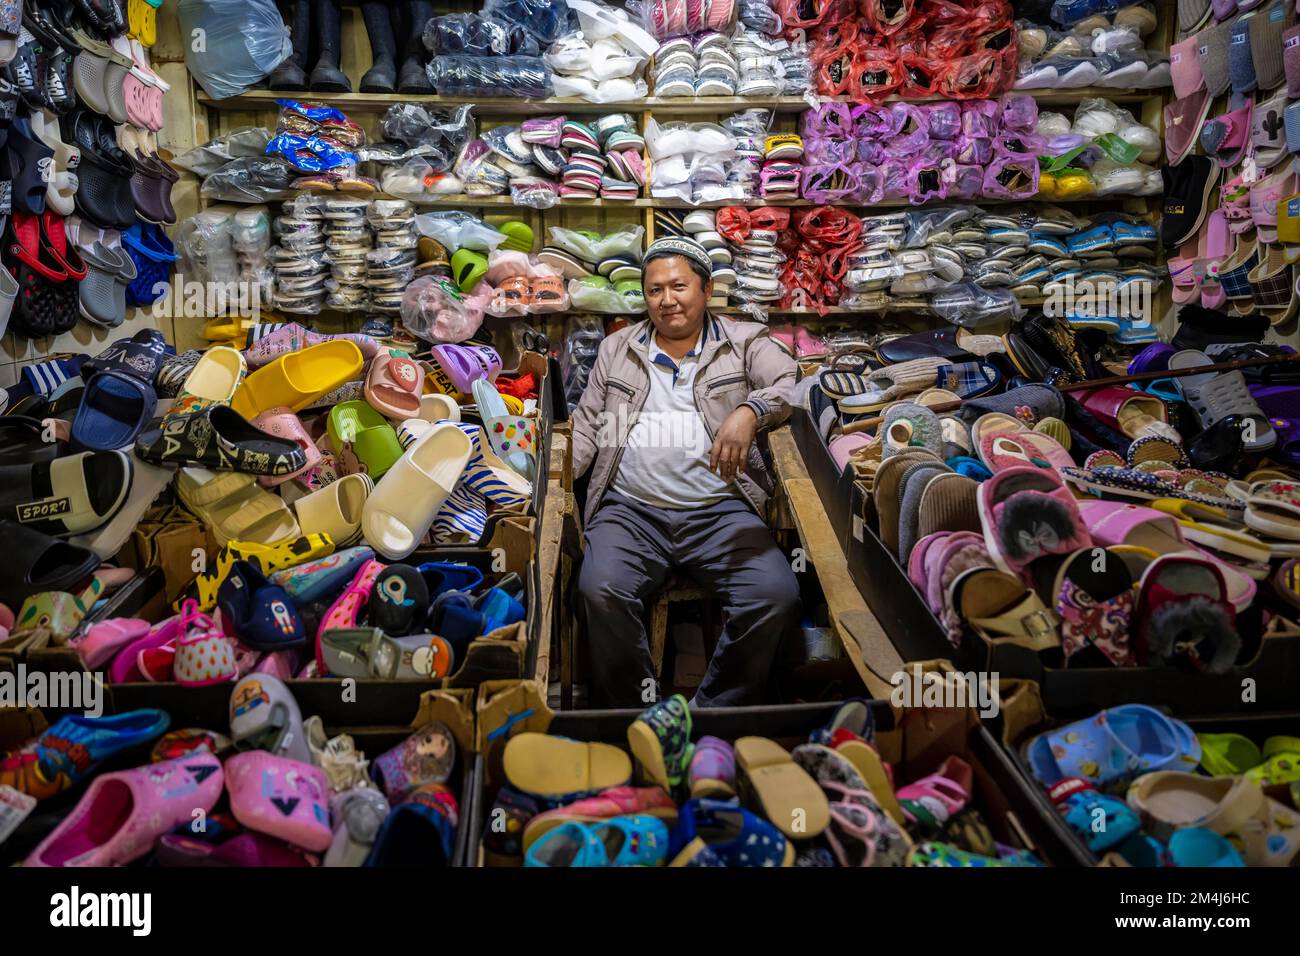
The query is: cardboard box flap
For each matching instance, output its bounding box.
[410,688,476,756]
[475,679,552,755]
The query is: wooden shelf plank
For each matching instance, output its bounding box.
[200,87,1158,113]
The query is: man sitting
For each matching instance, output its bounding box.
[571,236,800,708]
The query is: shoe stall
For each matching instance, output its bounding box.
[2,0,1300,887]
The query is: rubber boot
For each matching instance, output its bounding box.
[308,0,351,93]
[268,0,311,90]
[359,0,397,93]
[396,0,434,93]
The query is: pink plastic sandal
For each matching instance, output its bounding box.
[364,352,423,420]
[895,755,972,825]
[226,751,332,852]
[108,614,181,683]
[26,753,224,867]
[252,406,322,487]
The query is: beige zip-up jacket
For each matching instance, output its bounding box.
[571,314,796,526]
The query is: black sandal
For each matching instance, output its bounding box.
[134,404,309,476]
[0,517,101,610]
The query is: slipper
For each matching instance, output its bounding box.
[524,786,679,853]
[978,432,1073,474]
[419,393,460,423]
[1136,552,1239,675]
[418,560,485,598]
[172,598,238,687]
[1037,546,1135,665]
[173,471,306,566]
[371,563,429,636]
[734,736,830,839]
[230,340,364,420]
[0,450,131,536]
[70,369,156,452]
[429,343,501,397]
[881,402,943,458]
[324,788,391,867]
[1149,498,1270,564]
[1127,772,1300,866]
[978,466,1092,577]
[319,627,384,678]
[107,615,180,683]
[1198,733,1264,776]
[269,545,374,607]
[950,565,1060,654]
[626,695,695,791]
[0,708,170,801]
[1048,778,1142,853]
[472,380,537,482]
[225,751,332,853]
[314,558,386,670]
[1165,827,1245,866]
[1245,480,1300,540]
[364,352,423,421]
[26,753,223,866]
[68,616,149,669]
[165,345,246,421]
[369,632,456,679]
[1025,704,1201,788]
[1244,737,1300,785]
[217,561,306,652]
[82,328,167,384]
[327,401,404,480]
[292,472,372,547]
[1077,384,1170,440]
[228,672,313,763]
[371,722,458,802]
[0,519,101,611]
[361,422,471,559]
[668,799,794,867]
[135,405,308,477]
[249,406,321,486]
[687,737,736,800]
[895,756,973,829]
[503,732,632,800]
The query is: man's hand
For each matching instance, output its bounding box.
[709,405,758,483]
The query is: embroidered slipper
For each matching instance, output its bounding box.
[1037,546,1135,665]
[217,560,306,652]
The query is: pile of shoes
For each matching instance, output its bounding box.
[536,224,647,313]
[1014,2,1171,89]
[0,1,177,339]
[482,695,1046,867]
[545,1,658,102]
[367,200,418,315]
[325,198,375,312]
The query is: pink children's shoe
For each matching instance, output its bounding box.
[26,753,224,867]
[226,751,332,852]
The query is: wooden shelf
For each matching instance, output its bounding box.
[200,87,1158,114]
[714,295,1046,316]
[356,191,1151,209]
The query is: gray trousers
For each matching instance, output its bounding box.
[578,491,801,708]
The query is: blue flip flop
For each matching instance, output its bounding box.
[1027,704,1201,789]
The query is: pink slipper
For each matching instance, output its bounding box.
[108,615,181,683]
[69,617,150,669]
[252,406,322,487]
[364,352,423,421]
[245,324,381,369]
[226,751,332,852]
[977,465,1091,577]
[1196,209,1232,309]
[26,753,224,867]
[978,431,1074,473]
[314,558,385,671]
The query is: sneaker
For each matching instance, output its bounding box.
[627,694,695,790]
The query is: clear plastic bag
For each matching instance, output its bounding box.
[176,208,242,285]
[567,278,645,313]
[416,211,507,251]
[401,276,489,343]
[200,157,299,203]
[423,13,512,56]
[427,55,555,97]
[173,128,274,177]
[561,313,606,410]
[548,224,644,262]
[381,160,466,199]
[380,103,476,169]
[511,177,562,208]
[178,0,291,100]
[929,283,1026,327]
[483,0,575,43]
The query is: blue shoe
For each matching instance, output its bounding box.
[0,709,170,800]
[1114,317,1160,345]
[669,799,792,866]
[1168,827,1245,867]
[1112,221,1158,246]
[1067,225,1115,256]
[475,582,526,634]
[271,546,374,606]
[525,816,669,867]
[1049,778,1141,852]
[809,698,876,746]
[417,560,484,598]
[217,560,306,651]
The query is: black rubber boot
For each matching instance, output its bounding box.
[309,0,351,93]
[397,0,434,93]
[359,0,397,93]
[268,0,311,90]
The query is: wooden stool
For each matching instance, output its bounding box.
[648,574,721,679]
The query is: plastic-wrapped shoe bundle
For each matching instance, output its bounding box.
[1013,9,1169,90]
[544,1,655,102]
[321,197,372,312]
[271,196,328,314]
[367,200,417,314]
[732,26,802,96]
[641,0,739,39]
[739,0,783,34]
[646,118,746,204]
[231,206,273,309]
[560,313,605,412]
[652,31,741,97]
[426,56,554,98]
[379,103,477,173]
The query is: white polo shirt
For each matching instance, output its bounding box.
[609,327,740,510]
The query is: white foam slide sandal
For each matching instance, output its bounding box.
[293,472,373,547]
[361,423,473,560]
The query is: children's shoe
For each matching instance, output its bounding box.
[688,736,736,799]
[364,797,457,867]
[526,815,670,867]
[27,753,223,866]
[217,560,306,651]
[181,534,336,611]
[371,721,457,802]
[0,709,170,800]
[669,799,793,867]
[370,562,429,636]
[523,785,677,852]
[482,786,541,865]
[230,673,313,764]
[1049,777,1142,852]
[503,732,632,800]
[910,840,1039,866]
[269,545,375,606]
[627,694,695,791]
[226,750,332,853]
